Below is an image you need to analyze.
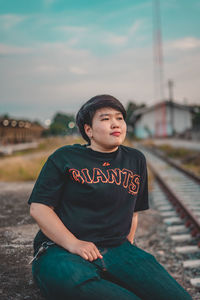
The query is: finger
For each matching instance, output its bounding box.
[90,249,98,260]
[86,251,94,261]
[82,252,89,260]
[96,248,103,259]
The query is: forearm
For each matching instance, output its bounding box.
[126,212,138,244]
[30,203,78,251]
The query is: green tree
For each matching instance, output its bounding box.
[126,101,146,124]
[125,101,146,140]
[49,112,76,136]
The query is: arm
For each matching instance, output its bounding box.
[126,212,138,244]
[30,203,102,261]
[126,154,149,245]
[30,203,77,249]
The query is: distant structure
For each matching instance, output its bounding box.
[129,101,194,139]
[0,116,45,145]
[153,0,165,102]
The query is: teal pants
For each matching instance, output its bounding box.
[32,240,192,300]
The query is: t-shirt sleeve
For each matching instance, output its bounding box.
[134,154,149,212]
[28,157,65,207]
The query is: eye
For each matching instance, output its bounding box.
[101,118,109,121]
[117,117,123,120]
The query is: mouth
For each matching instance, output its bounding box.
[110,132,121,137]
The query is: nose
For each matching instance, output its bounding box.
[111,118,120,128]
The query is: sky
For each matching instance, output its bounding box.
[0,0,200,124]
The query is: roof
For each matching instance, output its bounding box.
[132,100,194,117]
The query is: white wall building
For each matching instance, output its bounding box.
[130,101,194,139]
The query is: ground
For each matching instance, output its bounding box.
[0,181,199,299]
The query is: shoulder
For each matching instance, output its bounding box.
[49,144,84,160]
[120,145,146,162]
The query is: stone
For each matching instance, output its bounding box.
[183,260,200,268]
[163,217,183,225]
[175,246,199,254]
[160,211,177,217]
[171,234,192,242]
[158,205,173,211]
[190,278,200,288]
[167,225,188,233]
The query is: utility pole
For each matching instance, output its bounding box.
[153,0,166,137]
[168,79,175,135]
[168,79,174,101]
[153,0,165,102]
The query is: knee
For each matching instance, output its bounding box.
[32,252,100,293]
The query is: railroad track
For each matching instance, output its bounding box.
[137,144,200,290]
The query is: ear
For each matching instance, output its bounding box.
[84,124,93,139]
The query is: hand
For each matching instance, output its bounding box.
[67,239,103,261]
[126,236,134,244]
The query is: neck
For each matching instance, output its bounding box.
[87,144,119,153]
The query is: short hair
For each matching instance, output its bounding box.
[76,94,126,144]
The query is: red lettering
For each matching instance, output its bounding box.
[69,168,85,184]
[121,169,133,188]
[69,167,140,196]
[81,168,93,183]
[107,168,121,185]
[93,168,108,183]
[128,175,140,195]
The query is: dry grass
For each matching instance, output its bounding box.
[155,144,194,158]
[183,163,200,176]
[0,136,84,182]
[9,136,84,157]
[142,140,200,178]
[0,155,47,181]
[153,144,200,176]
[0,136,137,182]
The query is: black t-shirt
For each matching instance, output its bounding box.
[28,144,149,252]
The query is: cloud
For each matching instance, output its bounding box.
[167,37,200,51]
[54,26,88,46]
[69,66,88,75]
[43,0,56,7]
[67,38,80,46]
[0,42,153,113]
[0,14,26,30]
[34,64,62,73]
[55,17,145,50]
[0,11,146,56]
[0,37,199,122]
[105,34,128,46]
[0,43,33,55]
[129,20,143,35]
[103,19,144,47]
[56,26,88,34]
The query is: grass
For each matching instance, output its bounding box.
[145,142,200,177]
[0,155,48,181]
[0,136,83,181]
[8,136,83,157]
[0,136,138,182]
[181,162,200,176]
[156,144,194,158]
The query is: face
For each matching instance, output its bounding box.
[84,107,127,152]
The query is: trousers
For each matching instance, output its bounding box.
[32,240,192,300]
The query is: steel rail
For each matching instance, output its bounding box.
[146,146,200,184]
[147,160,200,246]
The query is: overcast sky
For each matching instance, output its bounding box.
[0,0,200,124]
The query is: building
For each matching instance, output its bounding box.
[129,100,194,139]
[0,116,45,145]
